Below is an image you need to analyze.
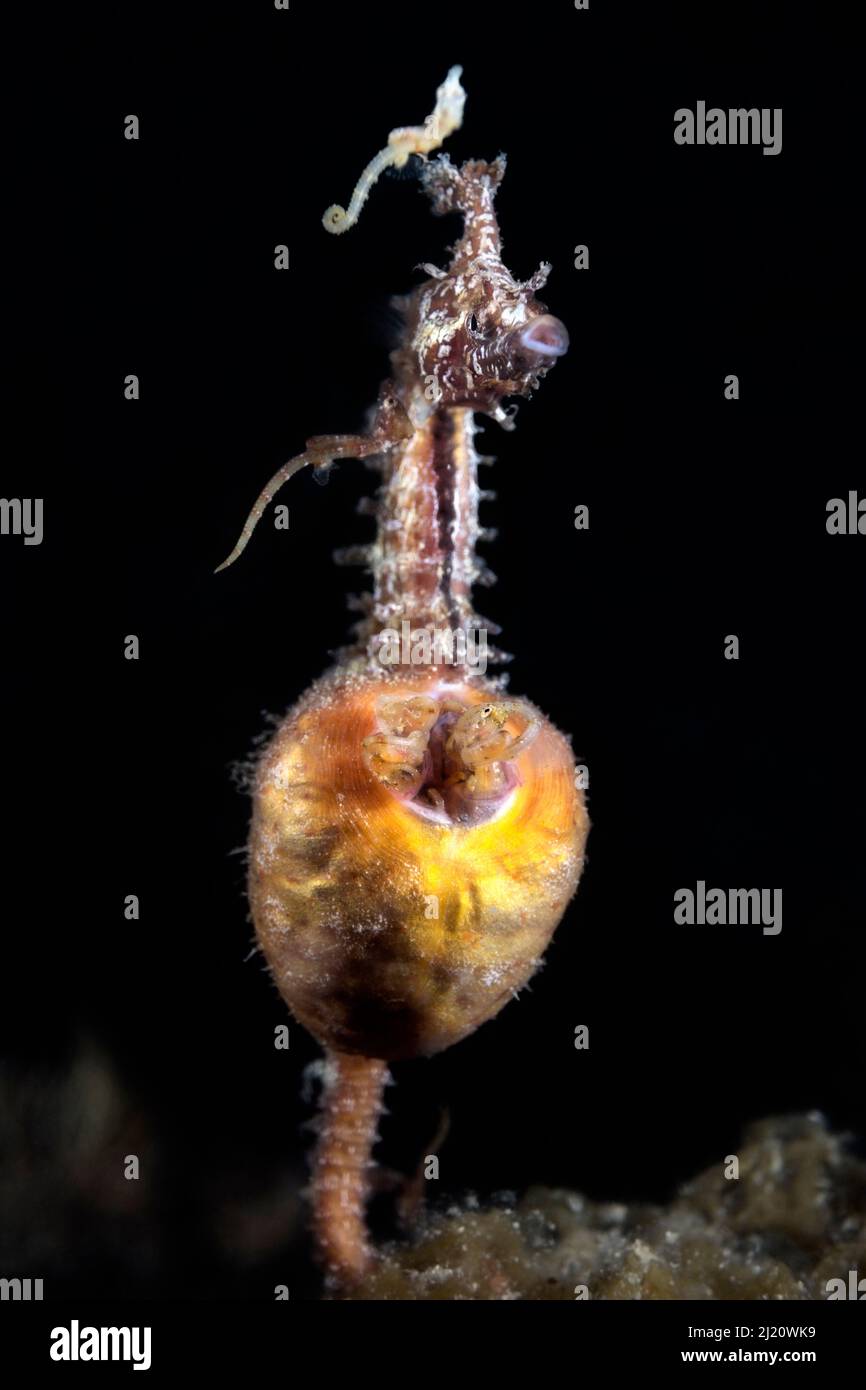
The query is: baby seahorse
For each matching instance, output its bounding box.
[216,67,589,1288]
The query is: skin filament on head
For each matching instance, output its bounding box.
[322,66,466,235]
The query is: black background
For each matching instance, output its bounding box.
[3,1,864,1300]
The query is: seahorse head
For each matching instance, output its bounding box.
[395,155,569,418]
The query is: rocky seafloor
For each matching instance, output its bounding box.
[340,1113,866,1300]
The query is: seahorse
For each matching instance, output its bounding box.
[216,67,589,1288]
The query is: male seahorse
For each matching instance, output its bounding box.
[216,67,589,1287]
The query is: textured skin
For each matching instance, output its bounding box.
[250,668,588,1060]
[310,1052,388,1280]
